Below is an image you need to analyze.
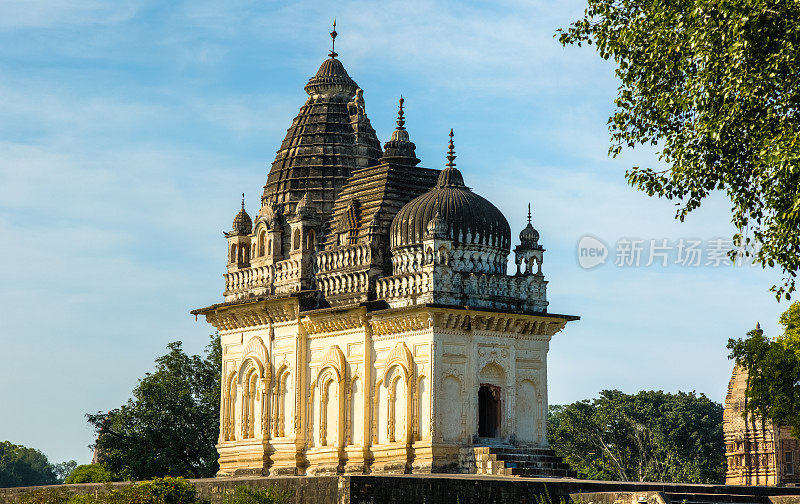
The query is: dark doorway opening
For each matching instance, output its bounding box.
[478,384,501,438]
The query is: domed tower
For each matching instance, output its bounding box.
[514,204,544,276]
[261,21,382,245]
[380,130,550,312]
[224,194,252,272]
[390,130,511,277]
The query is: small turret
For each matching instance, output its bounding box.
[514,203,544,276]
[381,97,420,166]
[225,194,252,271]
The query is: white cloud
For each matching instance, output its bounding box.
[0,0,141,29]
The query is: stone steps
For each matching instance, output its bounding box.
[472,446,577,478]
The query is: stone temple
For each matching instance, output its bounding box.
[192,28,579,477]
[724,359,800,485]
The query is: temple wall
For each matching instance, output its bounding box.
[209,300,562,476]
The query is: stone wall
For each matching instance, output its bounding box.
[5,476,800,504]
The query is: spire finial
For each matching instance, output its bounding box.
[329,19,338,58]
[527,203,532,224]
[241,193,245,210]
[446,129,456,168]
[396,96,405,130]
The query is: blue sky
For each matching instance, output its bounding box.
[0,0,790,465]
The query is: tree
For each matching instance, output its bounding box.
[548,390,725,483]
[0,441,58,488]
[87,335,221,480]
[727,302,800,436]
[53,460,77,483]
[557,0,800,299]
[64,464,114,484]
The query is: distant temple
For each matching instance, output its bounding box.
[192,24,578,477]
[724,359,800,485]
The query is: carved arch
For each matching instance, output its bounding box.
[242,336,270,379]
[316,344,346,383]
[383,341,414,384]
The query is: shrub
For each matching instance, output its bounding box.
[17,477,208,504]
[18,488,72,504]
[222,485,292,504]
[65,465,114,484]
[113,477,201,504]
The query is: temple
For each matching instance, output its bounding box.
[192,25,578,477]
[724,353,800,485]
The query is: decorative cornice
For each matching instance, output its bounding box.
[301,307,365,335]
[369,310,433,336]
[202,297,298,331]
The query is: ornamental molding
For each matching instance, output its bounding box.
[430,309,569,337]
[301,308,365,335]
[369,311,433,336]
[204,298,298,331]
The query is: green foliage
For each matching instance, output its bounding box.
[87,335,221,480]
[0,441,58,488]
[53,462,77,484]
[728,302,800,436]
[17,487,73,504]
[18,477,207,504]
[64,464,114,484]
[547,390,725,483]
[221,485,292,504]
[557,0,800,299]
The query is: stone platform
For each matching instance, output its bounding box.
[4,475,800,504]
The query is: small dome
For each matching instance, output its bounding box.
[304,57,358,97]
[518,204,540,247]
[295,191,317,219]
[231,197,252,236]
[425,211,448,238]
[519,223,539,246]
[390,131,510,251]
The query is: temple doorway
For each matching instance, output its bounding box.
[478,384,501,438]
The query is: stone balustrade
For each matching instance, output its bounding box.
[224,258,304,300]
[316,244,372,273]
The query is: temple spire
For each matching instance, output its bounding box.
[446,129,456,168]
[527,203,532,224]
[242,193,245,210]
[329,19,338,58]
[381,96,420,166]
[396,96,405,130]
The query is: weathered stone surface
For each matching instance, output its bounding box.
[724,364,800,485]
[6,477,800,504]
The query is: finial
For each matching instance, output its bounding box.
[396,96,405,130]
[329,19,338,58]
[446,129,456,168]
[241,193,245,210]
[527,203,532,224]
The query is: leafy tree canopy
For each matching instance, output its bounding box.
[558,0,800,299]
[53,461,77,484]
[0,441,58,488]
[547,389,725,483]
[728,302,800,436]
[87,335,221,480]
[64,464,114,484]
